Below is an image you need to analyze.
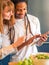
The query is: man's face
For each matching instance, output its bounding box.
[15,2,27,19]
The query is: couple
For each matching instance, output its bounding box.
[0,0,49,62]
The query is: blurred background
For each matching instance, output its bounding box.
[28,0,49,52]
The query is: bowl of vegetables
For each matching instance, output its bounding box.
[8,57,34,65]
[30,52,49,65]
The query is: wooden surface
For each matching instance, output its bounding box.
[8,62,18,65]
[8,52,49,65]
[8,60,49,65]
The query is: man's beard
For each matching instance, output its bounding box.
[15,14,25,19]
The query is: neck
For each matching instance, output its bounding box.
[3,19,9,25]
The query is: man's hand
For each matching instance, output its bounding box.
[40,31,49,42]
[37,31,49,46]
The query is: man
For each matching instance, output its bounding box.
[11,0,49,61]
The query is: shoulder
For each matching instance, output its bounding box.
[27,14,39,20]
[27,14,40,24]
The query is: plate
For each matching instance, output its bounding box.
[30,52,49,65]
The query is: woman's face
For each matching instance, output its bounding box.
[15,2,27,19]
[3,6,13,20]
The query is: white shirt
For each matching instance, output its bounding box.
[11,14,41,61]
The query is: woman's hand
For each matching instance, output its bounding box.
[12,36,25,48]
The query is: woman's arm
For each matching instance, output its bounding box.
[0,36,25,59]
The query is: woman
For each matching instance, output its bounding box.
[0,0,26,60]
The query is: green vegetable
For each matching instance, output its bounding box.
[16,57,34,65]
[36,54,49,59]
[18,61,22,65]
